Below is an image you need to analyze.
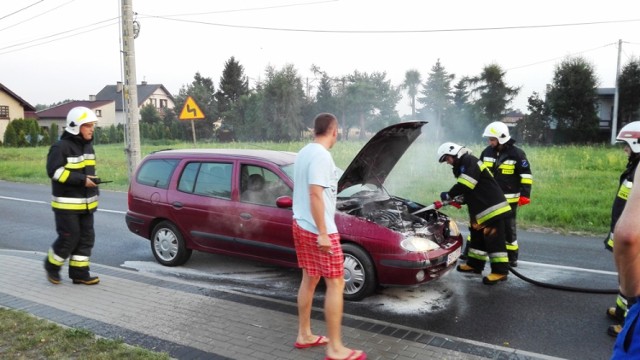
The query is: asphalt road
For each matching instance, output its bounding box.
[0,180,619,359]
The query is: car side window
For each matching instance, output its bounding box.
[241,165,291,205]
[136,159,179,189]
[178,162,199,193]
[189,162,232,199]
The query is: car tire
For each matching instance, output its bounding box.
[150,221,192,266]
[342,243,376,301]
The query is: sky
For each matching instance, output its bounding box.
[2,0,640,116]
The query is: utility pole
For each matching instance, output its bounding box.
[121,0,141,179]
[611,39,622,145]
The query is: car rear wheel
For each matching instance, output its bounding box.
[342,243,376,301]
[151,221,192,266]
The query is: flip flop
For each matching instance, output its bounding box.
[294,335,329,349]
[324,349,367,360]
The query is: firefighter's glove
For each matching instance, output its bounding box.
[518,196,530,206]
[449,201,462,209]
[440,192,450,201]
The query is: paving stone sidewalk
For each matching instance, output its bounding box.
[0,250,562,360]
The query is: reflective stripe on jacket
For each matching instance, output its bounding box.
[46,131,98,214]
[448,153,511,225]
[480,142,532,203]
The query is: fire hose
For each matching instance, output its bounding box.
[413,198,618,294]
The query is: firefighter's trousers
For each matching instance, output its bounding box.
[45,212,95,279]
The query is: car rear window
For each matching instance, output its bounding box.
[136,159,179,189]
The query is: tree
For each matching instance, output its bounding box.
[546,56,600,143]
[140,103,162,125]
[401,69,421,119]
[216,56,249,116]
[262,64,306,141]
[467,63,520,126]
[418,59,454,139]
[343,71,401,139]
[176,72,218,140]
[447,78,476,143]
[517,92,551,144]
[618,57,640,125]
[49,123,59,144]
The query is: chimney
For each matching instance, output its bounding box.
[141,80,147,85]
[89,95,96,101]
[116,81,123,93]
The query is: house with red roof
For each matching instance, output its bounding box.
[37,100,116,139]
[0,83,37,141]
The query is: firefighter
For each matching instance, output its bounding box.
[437,142,512,285]
[480,121,533,267]
[606,121,640,337]
[44,106,100,285]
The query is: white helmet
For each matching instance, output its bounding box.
[437,142,464,162]
[482,121,511,144]
[617,121,640,153]
[66,106,98,135]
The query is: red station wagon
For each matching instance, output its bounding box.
[126,121,463,300]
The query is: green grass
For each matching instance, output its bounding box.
[0,140,627,235]
[0,308,170,359]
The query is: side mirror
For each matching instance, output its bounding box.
[276,196,293,208]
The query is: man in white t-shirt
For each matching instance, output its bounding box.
[292,113,366,360]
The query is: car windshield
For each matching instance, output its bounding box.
[338,183,381,198]
[280,164,294,179]
[280,164,344,183]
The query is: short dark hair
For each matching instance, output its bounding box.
[313,113,337,136]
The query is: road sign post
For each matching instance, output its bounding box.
[179,96,205,144]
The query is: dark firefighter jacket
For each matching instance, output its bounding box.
[480,140,533,204]
[46,131,98,214]
[447,152,511,225]
[610,154,640,233]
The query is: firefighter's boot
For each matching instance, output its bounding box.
[69,255,100,285]
[607,306,626,322]
[44,258,61,284]
[69,266,100,285]
[482,273,508,285]
[608,324,622,337]
[457,263,481,274]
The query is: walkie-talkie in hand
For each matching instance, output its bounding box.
[92,178,113,184]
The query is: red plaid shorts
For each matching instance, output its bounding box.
[293,220,343,278]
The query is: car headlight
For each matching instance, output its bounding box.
[447,219,460,236]
[401,236,441,252]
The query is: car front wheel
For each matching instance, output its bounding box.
[342,243,376,301]
[150,221,192,266]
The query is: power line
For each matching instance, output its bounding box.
[137,15,640,34]
[159,0,338,17]
[0,0,44,22]
[0,18,118,55]
[0,0,76,33]
[506,43,617,71]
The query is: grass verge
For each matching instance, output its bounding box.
[0,308,170,359]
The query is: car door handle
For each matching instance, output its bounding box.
[240,212,252,220]
[172,202,183,209]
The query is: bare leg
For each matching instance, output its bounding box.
[297,269,322,344]
[324,276,364,359]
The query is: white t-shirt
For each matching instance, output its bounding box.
[292,142,338,235]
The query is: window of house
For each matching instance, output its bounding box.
[95,109,102,117]
[149,98,157,107]
[160,99,167,108]
[0,106,9,119]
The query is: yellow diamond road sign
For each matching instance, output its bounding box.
[179,96,205,120]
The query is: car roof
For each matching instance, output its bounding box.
[145,148,297,166]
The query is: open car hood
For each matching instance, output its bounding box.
[338,121,427,192]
